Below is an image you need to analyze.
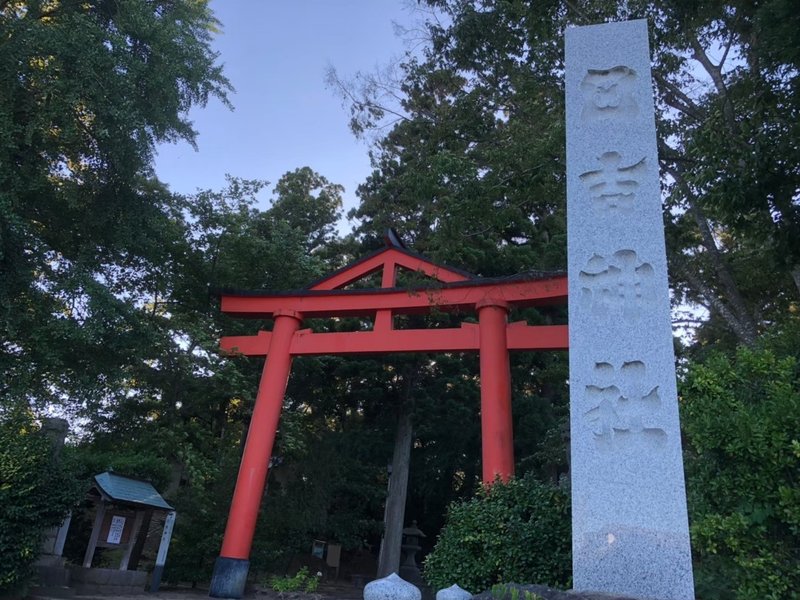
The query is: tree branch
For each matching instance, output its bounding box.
[653,72,703,122]
[688,31,738,133]
[665,164,759,345]
[717,15,740,72]
[672,317,707,325]
[679,266,755,346]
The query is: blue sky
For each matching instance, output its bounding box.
[154,1,418,221]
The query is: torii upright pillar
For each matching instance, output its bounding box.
[210,310,301,598]
[478,300,514,483]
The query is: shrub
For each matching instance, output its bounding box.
[269,566,321,593]
[681,346,800,599]
[423,475,570,593]
[490,584,544,600]
[0,410,81,596]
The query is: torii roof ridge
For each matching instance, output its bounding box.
[214,268,566,298]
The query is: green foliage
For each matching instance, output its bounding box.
[424,475,570,593]
[490,584,543,600]
[6,1,797,594]
[269,567,321,594]
[163,447,239,585]
[0,0,230,407]
[681,346,800,599]
[270,167,344,253]
[252,417,387,570]
[68,446,173,490]
[0,411,81,595]
[339,0,800,347]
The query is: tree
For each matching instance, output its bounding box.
[64,174,343,581]
[269,167,344,254]
[347,54,567,277]
[0,0,231,407]
[329,4,800,593]
[337,0,800,348]
[0,3,248,587]
[681,345,800,599]
[647,0,800,346]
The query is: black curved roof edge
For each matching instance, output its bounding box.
[212,268,567,298]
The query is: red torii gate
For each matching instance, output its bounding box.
[209,237,568,598]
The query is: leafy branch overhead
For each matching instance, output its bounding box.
[336,0,800,348]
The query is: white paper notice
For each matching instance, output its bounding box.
[107,515,126,544]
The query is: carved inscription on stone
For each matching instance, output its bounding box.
[581,66,638,120]
[579,250,654,319]
[579,152,646,212]
[584,360,666,451]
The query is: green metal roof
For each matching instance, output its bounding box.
[94,471,173,510]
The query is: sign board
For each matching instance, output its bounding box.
[311,540,325,559]
[107,515,126,544]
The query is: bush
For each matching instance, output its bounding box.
[681,346,800,599]
[423,475,570,593]
[269,566,321,593]
[0,410,81,596]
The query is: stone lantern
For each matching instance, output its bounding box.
[399,521,426,588]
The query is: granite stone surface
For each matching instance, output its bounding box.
[565,19,694,600]
[436,584,473,600]
[364,573,422,600]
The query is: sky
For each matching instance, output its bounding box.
[154,1,420,222]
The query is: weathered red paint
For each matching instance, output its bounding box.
[219,276,567,319]
[220,323,568,356]
[215,244,568,567]
[219,311,301,559]
[307,247,469,291]
[478,302,515,483]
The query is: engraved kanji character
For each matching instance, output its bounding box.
[581,65,638,120]
[579,152,646,212]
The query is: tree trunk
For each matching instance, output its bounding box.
[681,268,757,346]
[665,164,760,346]
[791,265,800,298]
[688,201,759,345]
[377,402,414,578]
[127,509,153,570]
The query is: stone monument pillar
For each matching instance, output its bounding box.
[565,19,694,600]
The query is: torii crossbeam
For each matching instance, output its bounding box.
[209,236,568,598]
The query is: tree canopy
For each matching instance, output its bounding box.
[0,0,231,407]
[338,0,800,349]
[2,2,799,599]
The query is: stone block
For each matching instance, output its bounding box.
[364,572,421,600]
[209,556,250,599]
[436,584,472,600]
[565,18,694,600]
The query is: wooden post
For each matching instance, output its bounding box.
[119,510,145,570]
[53,514,72,556]
[478,300,514,483]
[127,509,153,570]
[149,511,176,593]
[210,310,302,598]
[82,502,107,568]
[377,404,413,577]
